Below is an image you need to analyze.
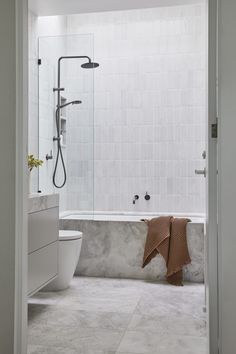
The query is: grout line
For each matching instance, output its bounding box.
[115,293,143,353]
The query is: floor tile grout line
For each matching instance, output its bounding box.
[115,294,143,353]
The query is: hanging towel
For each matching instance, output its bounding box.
[142,216,191,286]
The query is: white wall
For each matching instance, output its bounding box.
[66,4,207,214]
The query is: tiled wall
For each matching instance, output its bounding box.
[66,4,207,214]
[28,11,39,192]
[64,37,95,211]
[29,3,207,215]
[28,11,68,210]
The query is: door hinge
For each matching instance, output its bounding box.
[38,58,42,65]
[211,123,218,138]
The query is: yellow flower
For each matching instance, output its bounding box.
[28,154,43,172]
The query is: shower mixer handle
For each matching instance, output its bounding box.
[53,87,65,92]
[133,195,139,204]
[195,168,206,177]
[46,150,53,160]
[145,192,151,201]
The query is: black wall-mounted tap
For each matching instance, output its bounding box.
[46,150,53,160]
[145,192,151,201]
[133,195,139,204]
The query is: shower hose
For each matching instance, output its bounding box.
[52,108,66,188]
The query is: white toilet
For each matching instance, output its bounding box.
[43,230,83,291]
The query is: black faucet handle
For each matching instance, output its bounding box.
[145,192,151,201]
[133,195,139,204]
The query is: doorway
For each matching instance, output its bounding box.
[23,0,218,352]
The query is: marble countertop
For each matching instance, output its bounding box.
[28,193,59,213]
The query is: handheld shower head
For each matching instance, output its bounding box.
[58,100,82,109]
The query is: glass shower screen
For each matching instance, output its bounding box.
[38,34,95,214]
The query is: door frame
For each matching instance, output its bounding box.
[207,0,219,353]
[15,1,219,353]
[15,0,28,353]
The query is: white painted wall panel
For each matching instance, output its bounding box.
[218,0,236,353]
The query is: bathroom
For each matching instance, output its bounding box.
[28,0,208,353]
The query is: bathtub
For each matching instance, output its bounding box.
[60,211,205,283]
[60,210,205,223]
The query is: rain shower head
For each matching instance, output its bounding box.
[81,61,99,69]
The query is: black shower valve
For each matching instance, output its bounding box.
[133,195,139,204]
[145,192,151,201]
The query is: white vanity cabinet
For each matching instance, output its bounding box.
[28,194,59,296]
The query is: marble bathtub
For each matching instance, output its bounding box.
[60,212,205,283]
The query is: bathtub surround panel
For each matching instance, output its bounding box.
[60,218,204,282]
[66,4,207,214]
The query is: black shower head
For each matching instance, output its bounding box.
[58,100,82,109]
[81,61,99,69]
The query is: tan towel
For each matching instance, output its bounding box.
[142,216,191,286]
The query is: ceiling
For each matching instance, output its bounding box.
[29,0,205,16]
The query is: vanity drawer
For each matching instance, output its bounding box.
[28,207,59,254]
[28,242,58,296]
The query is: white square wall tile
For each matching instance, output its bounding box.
[30,5,207,214]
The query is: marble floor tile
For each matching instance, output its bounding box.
[65,277,147,298]
[128,313,206,337]
[28,344,78,354]
[117,331,208,354]
[29,305,132,330]
[135,290,205,319]
[28,292,64,306]
[28,325,124,352]
[58,294,140,314]
[117,330,165,353]
[159,335,208,354]
[28,344,115,354]
[28,277,208,354]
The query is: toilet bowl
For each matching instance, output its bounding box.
[43,230,83,291]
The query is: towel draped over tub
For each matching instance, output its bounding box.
[142,216,191,286]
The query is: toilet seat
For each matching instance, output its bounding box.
[59,230,83,241]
